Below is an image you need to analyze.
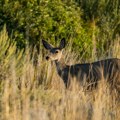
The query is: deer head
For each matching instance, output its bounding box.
[42,38,66,61]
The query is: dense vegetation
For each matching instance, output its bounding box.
[0,0,120,58]
[0,0,120,120]
[0,26,120,120]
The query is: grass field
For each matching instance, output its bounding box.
[0,28,120,120]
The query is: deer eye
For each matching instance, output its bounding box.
[55,51,59,53]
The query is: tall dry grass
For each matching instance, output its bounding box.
[0,28,120,120]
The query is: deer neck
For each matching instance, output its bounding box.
[54,57,69,88]
[54,57,66,75]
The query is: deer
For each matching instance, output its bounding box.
[42,38,120,91]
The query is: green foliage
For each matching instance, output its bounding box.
[0,0,93,58]
[0,0,120,59]
[75,0,120,55]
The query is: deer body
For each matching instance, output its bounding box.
[55,58,120,88]
[42,39,120,89]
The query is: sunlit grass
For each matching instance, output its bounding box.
[0,28,120,120]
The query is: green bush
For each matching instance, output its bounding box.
[0,0,119,59]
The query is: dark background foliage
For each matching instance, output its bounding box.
[0,0,120,58]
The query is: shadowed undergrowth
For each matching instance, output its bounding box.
[0,28,120,120]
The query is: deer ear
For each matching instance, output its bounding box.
[42,40,53,50]
[59,38,66,49]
